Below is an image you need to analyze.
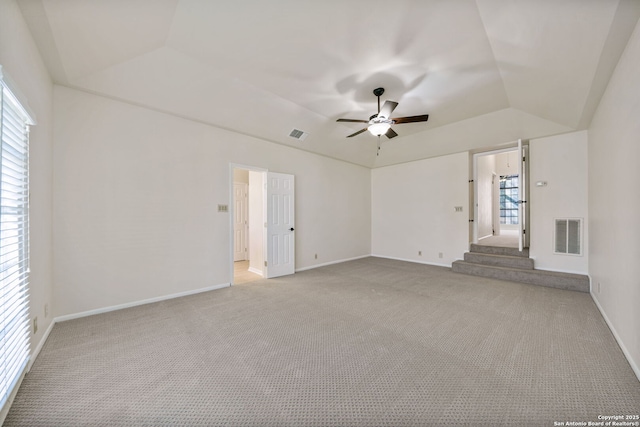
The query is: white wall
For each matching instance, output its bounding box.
[53,86,371,317]
[494,151,518,177]
[0,0,54,361]
[372,152,469,266]
[529,131,588,274]
[588,18,640,380]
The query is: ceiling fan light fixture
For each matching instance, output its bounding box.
[368,121,391,136]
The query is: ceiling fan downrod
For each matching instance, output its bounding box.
[373,87,385,114]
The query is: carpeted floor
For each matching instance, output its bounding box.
[477,230,519,248]
[5,257,639,426]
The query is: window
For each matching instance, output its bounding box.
[0,66,33,412]
[499,174,519,225]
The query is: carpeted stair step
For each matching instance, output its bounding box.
[470,243,529,258]
[451,260,589,293]
[463,252,534,270]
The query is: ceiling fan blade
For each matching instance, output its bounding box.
[385,128,398,139]
[337,118,369,123]
[378,101,398,119]
[346,128,368,138]
[392,114,429,124]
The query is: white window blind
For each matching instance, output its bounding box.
[0,68,32,411]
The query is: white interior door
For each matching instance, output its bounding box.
[233,182,248,261]
[266,172,295,278]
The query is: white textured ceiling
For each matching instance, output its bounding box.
[18,0,640,167]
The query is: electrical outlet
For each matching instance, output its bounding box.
[314,254,318,259]
[33,317,38,334]
[44,303,49,318]
[438,252,444,259]
[418,251,422,256]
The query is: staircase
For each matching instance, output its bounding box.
[452,244,590,293]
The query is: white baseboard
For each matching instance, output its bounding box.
[54,282,231,323]
[295,254,371,272]
[591,292,640,382]
[28,318,56,371]
[371,254,450,268]
[247,267,263,276]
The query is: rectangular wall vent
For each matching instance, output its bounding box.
[554,218,582,255]
[289,129,308,141]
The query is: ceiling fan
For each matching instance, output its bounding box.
[336,87,429,140]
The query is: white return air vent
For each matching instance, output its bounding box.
[554,218,582,255]
[289,128,309,141]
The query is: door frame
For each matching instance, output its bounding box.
[517,139,530,251]
[229,163,268,285]
[471,143,529,246]
[491,172,499,237]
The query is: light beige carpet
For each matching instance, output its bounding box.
[477,231,519,248]
[5,257,639,426]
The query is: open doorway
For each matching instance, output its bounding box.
[472,143,528,249]
[232,167,265,284]
[230,166,296,284]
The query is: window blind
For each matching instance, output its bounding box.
[0,71,31,411]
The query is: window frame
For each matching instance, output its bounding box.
[0,65,35,416]
[499,174,519,225]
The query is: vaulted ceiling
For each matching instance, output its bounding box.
[18,0,640,168]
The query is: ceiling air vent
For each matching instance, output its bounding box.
[289,129,308,141]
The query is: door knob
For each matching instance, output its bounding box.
[290,227,295,231]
